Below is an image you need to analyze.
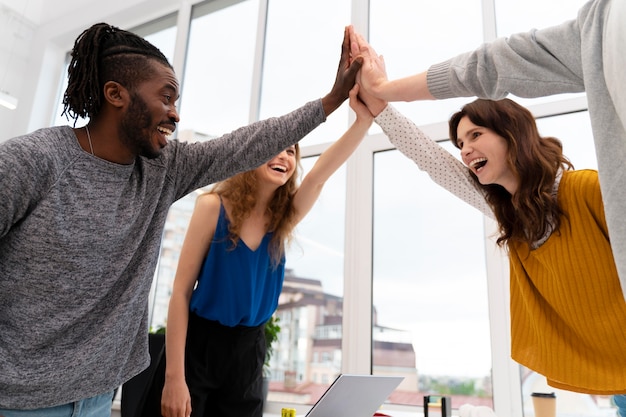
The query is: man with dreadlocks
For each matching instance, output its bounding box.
[0,22,362,416]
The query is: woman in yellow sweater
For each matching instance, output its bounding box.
[355,48,626,411]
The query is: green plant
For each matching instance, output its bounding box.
[150,325,166,335]
[264,315,281,376]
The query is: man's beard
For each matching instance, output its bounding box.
[119,92,161,159]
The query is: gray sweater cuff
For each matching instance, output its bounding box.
[426,60,456,99]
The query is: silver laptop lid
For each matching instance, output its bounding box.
[305,374,404,417]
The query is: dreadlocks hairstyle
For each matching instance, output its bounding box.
[449,98,574,248]
[62,22,172,123]
[210,144,302,267]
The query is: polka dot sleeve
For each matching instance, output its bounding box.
[375,105,494,218]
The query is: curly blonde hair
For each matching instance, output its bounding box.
[210,144,302,266]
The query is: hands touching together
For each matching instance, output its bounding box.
[348,26,434,106]
[318,24,394,122]
[347,26,388,118]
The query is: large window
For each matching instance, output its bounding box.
[286,154,347,299]
[368,0,484,130]
[373,143,493,408]
[367,0,491,409]
[176,0,259,138]
[265,152,348,404]
[260,0,352,145]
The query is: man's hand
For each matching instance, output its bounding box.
[321,25,364,116]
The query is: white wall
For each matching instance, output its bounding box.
[0,4,36,140]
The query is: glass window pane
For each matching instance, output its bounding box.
[177,0,259,138]
[149,192,199,330]
[493,0,588,108]
[369,0,484,128]
[373,144,493,409]
[132,15,178,59]
[260,0,351,145]
[495,0,588,38]
[266,154,347,406]
[286,157,346,298]
[535,111,597,170]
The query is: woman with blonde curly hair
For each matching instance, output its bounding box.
[157,85,373,417]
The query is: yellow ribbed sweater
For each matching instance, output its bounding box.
[509,170,626,394]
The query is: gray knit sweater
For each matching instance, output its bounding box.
[427,0,626,299]
[0,100,324,408]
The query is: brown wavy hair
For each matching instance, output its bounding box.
[210,144,302,266]
[449,99,573,247]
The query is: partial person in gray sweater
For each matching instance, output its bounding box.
[349,0,626,303]
[0,22,362,415]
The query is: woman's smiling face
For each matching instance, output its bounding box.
[255,145,298,187]
[456,116,519,195]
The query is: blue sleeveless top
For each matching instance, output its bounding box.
[189,200,285,327]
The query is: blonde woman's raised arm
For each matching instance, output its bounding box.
[292,85,375,223]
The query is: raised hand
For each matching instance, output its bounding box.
[321,25,364,116]
[348,27,389,101]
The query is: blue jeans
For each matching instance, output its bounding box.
[615,394,626,417]
[0,391,114,417]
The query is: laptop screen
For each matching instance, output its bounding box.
[305,374,404,417]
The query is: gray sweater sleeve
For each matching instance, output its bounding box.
[164,99,327,199]
[427,3,589,100]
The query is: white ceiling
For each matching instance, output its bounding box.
[0,0,88,26]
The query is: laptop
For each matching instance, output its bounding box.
[305,374,404,417]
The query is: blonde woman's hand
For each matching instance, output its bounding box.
[348,84,375,124]
[161,377,192,417]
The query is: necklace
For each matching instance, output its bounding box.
[85,125,94,156]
